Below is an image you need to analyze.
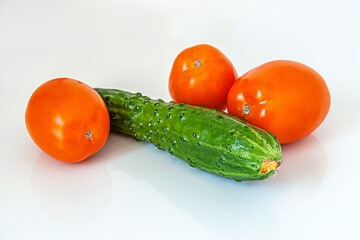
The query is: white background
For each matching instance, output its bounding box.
[1,0,359,239]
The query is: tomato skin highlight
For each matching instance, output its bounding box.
[227,60,331,144]
[169,44,237,111]
[25,78,110,163]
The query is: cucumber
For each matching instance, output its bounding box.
[95,88,282,182]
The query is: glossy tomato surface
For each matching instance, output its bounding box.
[227,60,331,144]
[169,44,237,111]
[25,78,110,163]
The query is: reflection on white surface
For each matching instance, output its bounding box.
[264,135,328,208]
[105,133,327,239]
[31,152,113,223]
[108,136,280,239]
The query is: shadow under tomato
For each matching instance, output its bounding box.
[30,132,144,224]
[84,132,143,165]
[31,152,113,224]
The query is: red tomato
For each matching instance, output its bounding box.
[169,44,238,111]
[227,60,331,144]
[25,78,110,163]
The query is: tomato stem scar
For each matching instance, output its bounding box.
[243,104,251,115]
[194,60,202,67]
[86,131,93,140]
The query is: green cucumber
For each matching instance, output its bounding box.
[95,88,282,182]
